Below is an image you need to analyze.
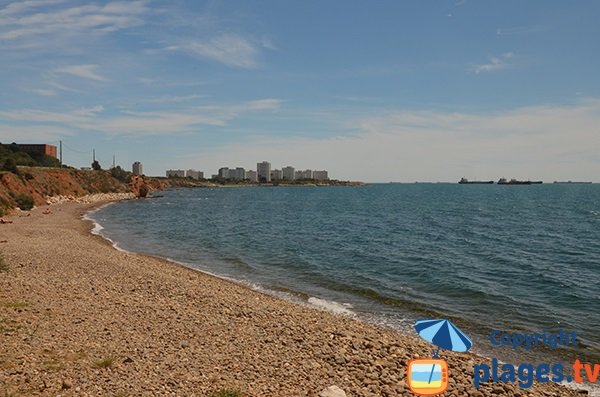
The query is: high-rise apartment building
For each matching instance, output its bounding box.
[295,169,313,180]
[282,166,295,181]
[246,170,257,182]
[132,161,143,175]
[313,170,329,181]
[271,169,283,180]
[257,161,271,182]
[218,167,230,179]
[186,169,204,180]
[166,169,185,177]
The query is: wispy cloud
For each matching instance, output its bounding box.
[470,52,514,74]
[144,94,206,104]
[24,87,57,97]
[54,64,108,82]
[0,0,149,44]
[166,34,262,69]
[0,98,283,137]
[496,25,546,36]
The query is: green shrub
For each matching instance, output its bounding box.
[15,194,34,210]
[2,158,18,174]
[110,166,132,183]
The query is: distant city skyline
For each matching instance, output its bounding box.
[166,161,329,182]
[1,1,600,182]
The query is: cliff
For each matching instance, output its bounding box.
[0,167,168,214]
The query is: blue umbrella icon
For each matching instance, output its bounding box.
[414,319,473,384]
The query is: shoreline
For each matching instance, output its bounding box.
[0,199,590,396]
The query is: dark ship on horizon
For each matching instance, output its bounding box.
[497,178,543,185]
[458,178,494,184]
[458,177,544,185]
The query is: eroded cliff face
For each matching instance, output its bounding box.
[0,168,166,212]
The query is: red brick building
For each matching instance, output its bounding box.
[16,144,57,158]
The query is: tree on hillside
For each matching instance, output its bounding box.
[110,166,132,183]
[1,158,18,174]
[91,160,101,170]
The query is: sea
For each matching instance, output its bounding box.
[87,183,600,367]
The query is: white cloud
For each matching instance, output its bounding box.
[471,52,514,74]
[55,64,108,82]
[167,34,261,69]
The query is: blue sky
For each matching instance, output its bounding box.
[1,0,599,181]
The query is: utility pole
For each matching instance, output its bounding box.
[93,149,96,163]
[59,140,63,167]
[112,154,115,169]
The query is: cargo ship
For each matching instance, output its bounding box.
[497,178,543,185]
[458,178,494,184]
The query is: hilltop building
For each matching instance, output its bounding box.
[257,161,271,182]
[16,144,57,158]
[186,169,204,180]
[132,161,143,175]
[282,166,295,181]
[166,169,185,178]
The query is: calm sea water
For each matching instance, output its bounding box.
[89,183,600,362]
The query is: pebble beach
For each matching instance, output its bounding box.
[0,199,587,396]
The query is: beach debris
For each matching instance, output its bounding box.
[61,378,73,389]
[319,385,347,397]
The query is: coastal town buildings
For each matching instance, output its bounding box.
[257,161,271,182]
[186,169,204,180]
[230,167,246,181]
[132,161,143,175]
[313,170,329,181]
[295,169,313,180]
[180,161,328,183]
[166,169,185,178]
[271,169,283,180]
[218,167,245,180]
[218,167,230,179]
[282,166,295,181]
[246,170,258,182]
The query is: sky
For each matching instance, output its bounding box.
[1,0,599,182]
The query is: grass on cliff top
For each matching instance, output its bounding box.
[209,389,243,397]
